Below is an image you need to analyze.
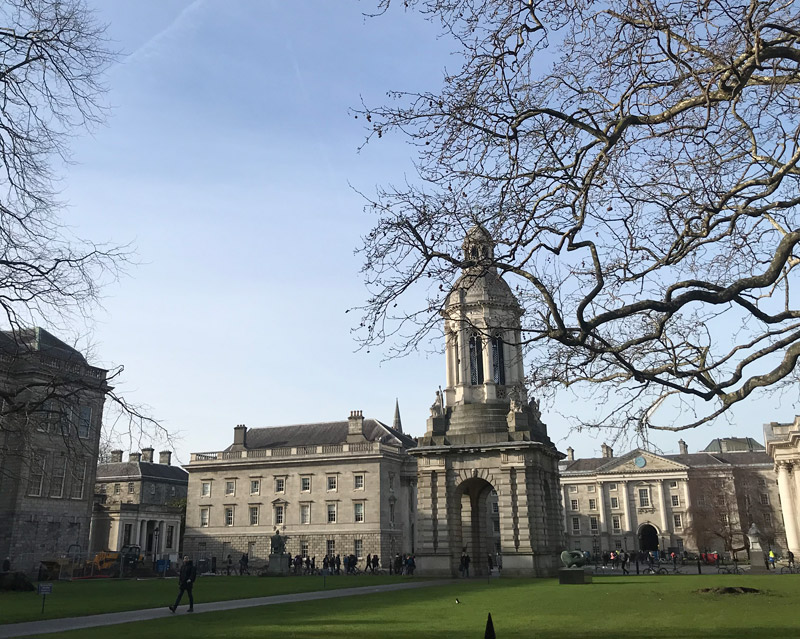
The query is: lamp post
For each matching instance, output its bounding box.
[153,527,159,572]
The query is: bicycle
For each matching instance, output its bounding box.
[642,566,668,575]
[779,563,799,574]
[717,562,744,575]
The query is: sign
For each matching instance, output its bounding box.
[37,583,53,595]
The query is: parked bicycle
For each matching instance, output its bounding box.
[717,561,744,575]
[779,563,799,574]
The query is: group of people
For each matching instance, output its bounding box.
[392,553,416,575]
[225,553,250,576]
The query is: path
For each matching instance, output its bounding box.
[0,580,453,638]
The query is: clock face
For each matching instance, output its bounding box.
[634,456,647,468]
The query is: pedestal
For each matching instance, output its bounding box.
[266,554,290,576]
[558,567,592,585]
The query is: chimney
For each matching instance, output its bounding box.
[110,450,123,463]
[566,446,574,462]
[141,447,154,463]
[159,451,172,465]
[601,443,613,458]
[129,452,142,463]
[347,410,366,442]
[233,424,247,448]
[678,439,688,455]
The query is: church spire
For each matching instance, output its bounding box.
[393,398,403,434]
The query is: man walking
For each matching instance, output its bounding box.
[169,556,197,613]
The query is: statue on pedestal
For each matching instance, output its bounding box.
[270,528,287,555]
[430,389,444,417]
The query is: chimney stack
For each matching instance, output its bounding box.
[159,451,172,465]
[601,443,613,458]
[678,439,688,455]
[110,450,123,463]
[566,446,574,462]
[347,410,366,443]
[129,452,142,463]
[141,447,154,463]
[233,424,247,448]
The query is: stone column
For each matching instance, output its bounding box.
[658,481,669,544]
[777,462,800,554]
[621,483,632,535]
[597,483,607,534]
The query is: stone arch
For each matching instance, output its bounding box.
[638,522,660,552]
[452,474,500,577]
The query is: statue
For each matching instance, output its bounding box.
[270,528,287,555]
[430,389,444,417]
[507,385,526,414]
[529,396,541,423]
[560,550,587,568]
[746,523,762,550]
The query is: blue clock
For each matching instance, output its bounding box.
[634,456,646,468]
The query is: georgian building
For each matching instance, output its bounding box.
[764,417,800,555]
[90,448,188,563]
[182,411,416,566]
[560,438,785,557]
[0,328,109,569]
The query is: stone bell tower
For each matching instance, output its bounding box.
[410,225,564,577]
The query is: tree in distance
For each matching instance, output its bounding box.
[356,0,800,441]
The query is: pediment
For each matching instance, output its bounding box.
[596,449,688,474]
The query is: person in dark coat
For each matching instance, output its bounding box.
[169,556,197,613]
[335,554,341,575]
[372,554,379,573]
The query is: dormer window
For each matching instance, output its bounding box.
[469,333,484,385]
[491,332,505,385]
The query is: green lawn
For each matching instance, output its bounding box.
[9,574,800,638]
[0,574,406,624]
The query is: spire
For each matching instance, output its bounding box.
[393,398,403,434]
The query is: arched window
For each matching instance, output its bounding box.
[491,332,505,385]
[469,332,484,385]
[453,332,460,384]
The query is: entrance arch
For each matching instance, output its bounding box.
[454,476,497,577]
[639,524,659,552]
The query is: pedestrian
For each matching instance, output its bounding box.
[788,550,795,567]
[366,553,372,573]
[769,549,776,569]
[621,551,629,575]
[239,554,247,575]
[372,554,379,573]
[169,556,196,613]
[487,553,494,573]
[459,553,466,577]
[335,554,341,575]
[394,553,402,575]
[464,553,471,578]
[323,555,330,572]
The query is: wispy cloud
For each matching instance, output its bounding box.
[125,0,206,65]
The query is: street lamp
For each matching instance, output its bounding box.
[153,527,159,572]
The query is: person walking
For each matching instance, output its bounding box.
[621,551,629,575]
[366,553,372,574]
[788,550,795,567]
[169,556,197,613]
[464,553,471,578]
[335,554,341,575]
[226,554,233,576]
[372,554,379,573]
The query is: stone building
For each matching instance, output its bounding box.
[560,438,785,557]
[764,417,800,555]
[0,328,108,570]
[90,448,188,563]
[182,412,416,566]
[411,225,564,578]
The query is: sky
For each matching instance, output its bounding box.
[53,0,798,465]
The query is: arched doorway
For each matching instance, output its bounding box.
[639,524,659,552]
[454,476,497,577]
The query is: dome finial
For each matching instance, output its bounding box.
[463,224,494,263]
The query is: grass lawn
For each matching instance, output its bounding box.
[17,574,800,638]
[0,574,405,624]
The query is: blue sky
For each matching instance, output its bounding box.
[56,1,794,464]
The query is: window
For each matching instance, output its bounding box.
[354,474,364,490]
[716,494,725,506]
[128,482,135,494]
[28,454,46,496]
[301,477,311,492]
[608,483,617,491]
[225,480,236,496]
[589,498,597,510]
[273,477,285,493]
[327,503,337,523]
[719,513,728,525]
[453,332,460,384]
[493,519,500,533]
[99,483,106,494]
[389,501,395,524]
[760,493,770,505]
[469,332,484,385]
[327,540,336,556]
[249,506,259,526]
[113,483,121,495]
[171,486,176,496]
[354,539,363,558]
[491,333,505,385]
[50,457,66,498]
[166,525,174,549]
[615,540,623,551]
[354,502,364,523]
[301,540,309,558]
[676,538,684,553]
[610,497,619,509]
[200,508,210,527]
[570,499,579,511]
[697,494,707,506]
[587,485,596,493]
[568,485,578,493]
[70,459,86,499]
[274,504,284,525]
[150,483,156,496]
[250,480,260,495]
[224,507,235,526]
[673,514,683,529]
[764,513,772,526]
[669,481,678,488]
[77,405,92,438]
[638,488,650,507]
[201,481,211,497]
[327,476,337,491]
[671,495,680,507]
[123,523,132,545]
[758,478,767,487]
[590,516,599,531]
[571,517,580,532]
[492,501,499,514]
[301,503,311,524]
[612,515,621,531]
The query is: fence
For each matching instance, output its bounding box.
[9,549,177,581]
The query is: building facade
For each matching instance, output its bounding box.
[182,412,416,567]
[561,438,785,557]
[0,328,108,570]
[90,448,188,563]
[764,417,800,555]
